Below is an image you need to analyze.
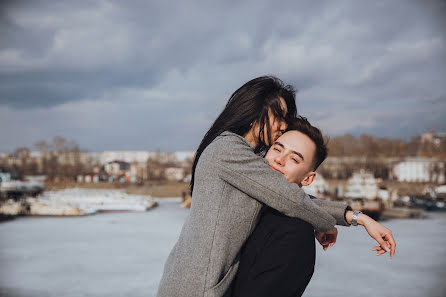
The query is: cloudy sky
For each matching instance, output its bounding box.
[1,0,445,152]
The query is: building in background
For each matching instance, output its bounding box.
[344,170,380,200]
[0,172,11,182]
[104,161,131,177]
[393,158,445,183]
[420,132,446,148]
[164,167,185,181]
[101,151,151,164]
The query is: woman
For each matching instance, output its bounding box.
[157,76,394,297]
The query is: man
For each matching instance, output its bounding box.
[231,116,334,297]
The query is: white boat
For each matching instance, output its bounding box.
[343,170,385,219]
[37,188,157,214]
[344,170,379,199]
[0,180,45,196]
[1,188,157,216]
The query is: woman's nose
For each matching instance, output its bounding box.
[279,121,287,133]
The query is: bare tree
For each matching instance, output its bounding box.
[35,140,49,174]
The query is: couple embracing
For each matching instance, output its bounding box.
[157,76,396,297]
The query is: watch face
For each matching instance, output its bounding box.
[352,211,360,226]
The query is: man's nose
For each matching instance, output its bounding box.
[274,154,285,165]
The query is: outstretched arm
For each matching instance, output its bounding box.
[317,211,396,258]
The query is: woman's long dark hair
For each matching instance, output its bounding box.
[190,75,297,193]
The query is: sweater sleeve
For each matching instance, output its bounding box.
[212,134,336,232]
[308,195,352,226]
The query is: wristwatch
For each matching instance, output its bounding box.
[352,210,362,226]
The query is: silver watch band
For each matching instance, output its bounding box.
[352,210,362,226]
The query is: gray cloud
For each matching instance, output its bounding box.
[0,0,445,151]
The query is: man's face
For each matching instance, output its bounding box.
[265,130,316,186]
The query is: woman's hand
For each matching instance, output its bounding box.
[315,227,338,251]
[345,210,396,258]
[362,217,396,258]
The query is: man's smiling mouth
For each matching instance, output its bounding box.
[269,165,284,174]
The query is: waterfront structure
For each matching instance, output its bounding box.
[344,170,380,199]
[0,189,157,216]
[40,188,157,214]
[420,132,446,147]
[0,172,11,182]
[0,179,45,199]
[393,158,445,183]
[435,185,446,194]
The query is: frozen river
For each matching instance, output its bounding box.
[1,198,445,297]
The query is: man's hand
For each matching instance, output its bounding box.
[315,227,338,251]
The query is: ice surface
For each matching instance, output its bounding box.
[1,198,445,297]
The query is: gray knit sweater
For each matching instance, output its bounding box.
[157,131,350,297]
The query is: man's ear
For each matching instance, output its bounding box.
[301,172,316,186]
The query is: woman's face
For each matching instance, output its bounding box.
[251,97,288,147]
[267,97,288,145]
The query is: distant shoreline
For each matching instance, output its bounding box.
[45,179,435,197]
[45,181,190,198]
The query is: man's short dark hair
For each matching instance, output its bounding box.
[286,116,328,171]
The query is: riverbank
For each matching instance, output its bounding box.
[45,181,190,198]
[44,179,436,198]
